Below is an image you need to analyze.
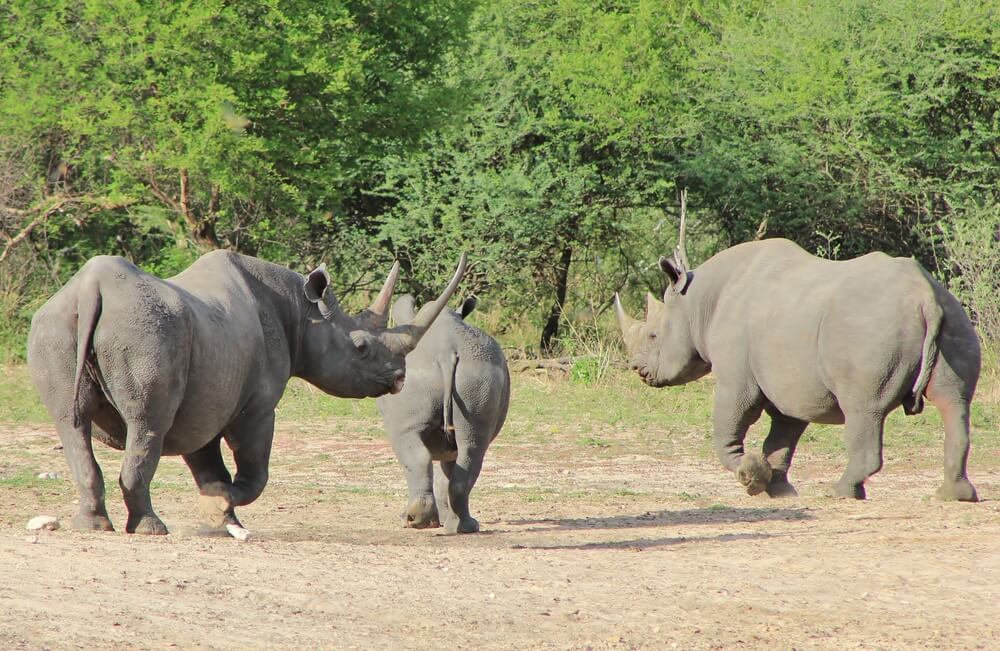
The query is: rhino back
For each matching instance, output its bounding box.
[377,311,508,432]
[694,239,946,421]
[31,252,297,455]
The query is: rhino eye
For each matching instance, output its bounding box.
[648,332,657,340]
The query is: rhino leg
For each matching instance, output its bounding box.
[762,412,808,498]
[438,435,486,535]
[929,396,978,502]
[222,410,276,509]
[924,345,979,502]
[56,418,115,532]
[119,420,169,535]
[390,431,439,529]
[833,412,885,500]
[712,385,765,494]
[184,436,244,529]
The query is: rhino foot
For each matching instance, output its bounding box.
[444,515,480,535]
[403,496,440,529]
[71,513,115,532]
[736,453,772,496]
[126,514,168,535]
[936,479,979,502]
[832,480,866,500]
[198,482,234,528]
[765,472,798,498]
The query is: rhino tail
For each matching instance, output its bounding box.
[72,278,102,428]
[903,300,943,416]
[440,352,460,444]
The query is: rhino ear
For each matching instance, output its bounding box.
[304,264,331,303]
[390,294,418,326]
[460,296,478,320]
[659,256,687,295]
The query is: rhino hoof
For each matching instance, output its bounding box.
[935,479,979,502]
[445,516,480,535]
[126,514,168,535]
[403,496,440,529]
[198,483,234,528]
[832,481,866,500]
[71,513,115,532]
[765,475,798,498]
[736,453,772,496]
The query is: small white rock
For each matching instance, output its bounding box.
[24,535,39,544]
[26,515,60,531]
[36,472,60,480]
[225,524,251,541]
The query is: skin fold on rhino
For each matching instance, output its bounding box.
[27,250,468,535]
[616,238,980,502]
[376,295,510,534]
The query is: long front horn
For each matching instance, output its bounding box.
[613,293,638,335]
[357,260,400,328]
[388,253,469,352]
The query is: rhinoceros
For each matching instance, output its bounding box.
[27,250,467,535]
[615,238,980,501]
[376,295,510,534]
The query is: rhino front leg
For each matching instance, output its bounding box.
[712,385,766,495]
[184,436,244,529]
[389,431,439,529]
[834,411,885,499]
[762,412,808,498]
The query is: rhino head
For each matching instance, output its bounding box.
[298,254,468,398]
[615,256,709,388]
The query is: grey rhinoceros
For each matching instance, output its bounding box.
[615,238,980,502]
[376,295,510,534]
[27,250,468,535]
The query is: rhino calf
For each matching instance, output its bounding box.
[616,238,980,502]
[376,295,510,534]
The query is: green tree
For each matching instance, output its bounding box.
[380,0,717,353]
[0,0,474,272]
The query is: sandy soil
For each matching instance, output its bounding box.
[0,421,997,650]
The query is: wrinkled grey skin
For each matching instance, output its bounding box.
[27,250,467,534]
[616,238,980,502]
[376,295,510,534]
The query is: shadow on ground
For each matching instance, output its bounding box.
[506,506,814,531]
[521,530,778,551]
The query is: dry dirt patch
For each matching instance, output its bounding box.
[0,423,997,650]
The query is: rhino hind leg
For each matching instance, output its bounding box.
[438,439,487,535]
[390,431,440,529]
[924,343,979,503]
[929,396,978,503]
[833,412,886,500]
[42,377,115,532]
[762,413,808,498]
[56,417,115,532]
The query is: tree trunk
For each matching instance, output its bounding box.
[539,244,572,355]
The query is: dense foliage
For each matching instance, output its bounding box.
[2,0,998,359]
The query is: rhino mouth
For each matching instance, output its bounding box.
[637,368,668,388]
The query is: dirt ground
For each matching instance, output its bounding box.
[0,419,997,651]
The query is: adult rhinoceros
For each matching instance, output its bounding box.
[615,238,980,502]
[27,250,467,535]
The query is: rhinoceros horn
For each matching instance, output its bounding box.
[613,293,639,335]
[356,260,401,329]
[386,253,469,353]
